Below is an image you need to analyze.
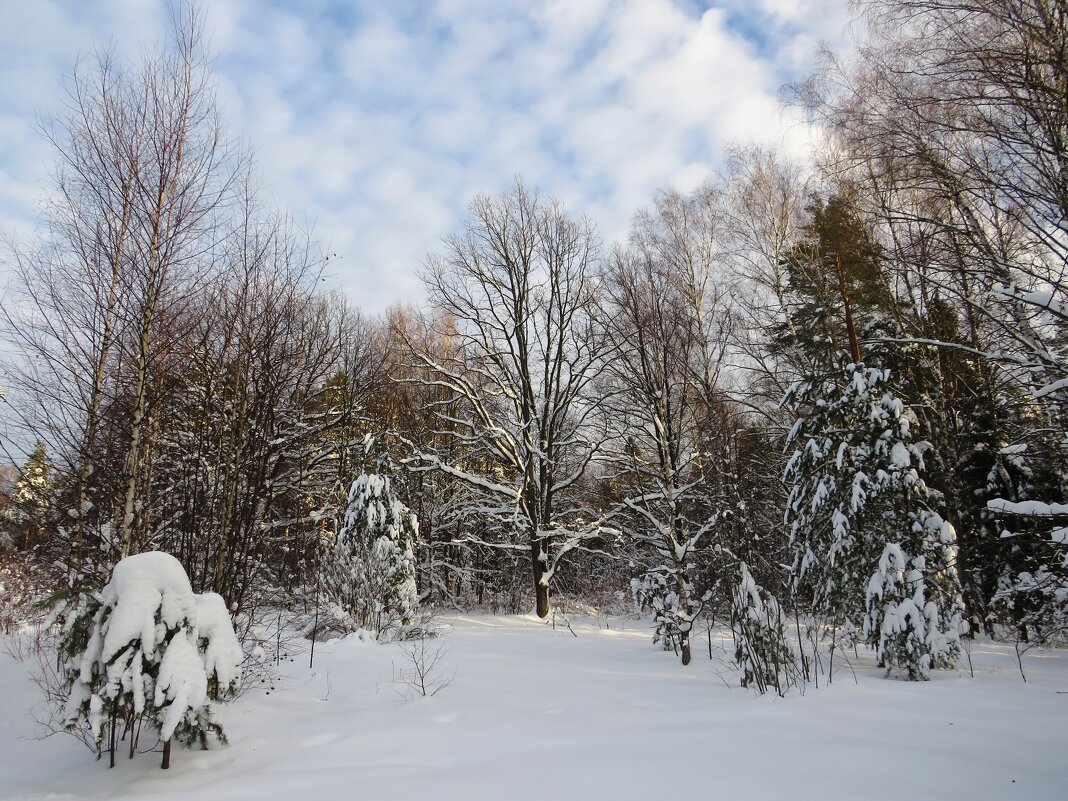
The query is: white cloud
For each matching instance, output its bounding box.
[0,0,855,313]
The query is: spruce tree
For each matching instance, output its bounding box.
[332,471,419,638]
[785,360,965,678]
[3,442,52,551]
[56,551,241,768]
[730,563,795,694]
[631,570,695,657]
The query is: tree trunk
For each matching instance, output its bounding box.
[108,712,116,769]
[118,237,163,558]
[535,581,549,619]
[161,738,171,770]
[72,268,121,580]
[834,254,862,364]
[117,326,152,557]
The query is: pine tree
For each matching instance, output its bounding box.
[775,192,893,373]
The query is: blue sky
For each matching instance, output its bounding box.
[0,0,851,312]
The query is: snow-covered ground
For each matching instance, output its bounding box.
[1,614,1066,801]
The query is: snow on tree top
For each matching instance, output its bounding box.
[100,551,197,666]
[889,442,911,469]
[988,498,1068,517]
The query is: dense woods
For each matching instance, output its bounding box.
[1,0,1065,726]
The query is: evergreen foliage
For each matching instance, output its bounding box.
[785,361,965,677]
[631,569,696,656]
[2,443,53,551]
[330,472,419,638]
[730,563,795,695]
[55,552,241,768]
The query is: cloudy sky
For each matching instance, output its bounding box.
[0,0,852,312]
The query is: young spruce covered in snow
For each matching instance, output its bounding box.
[56,552,242,769]
[785,362,965,679]
[330,472,419,638]
[730,563,795,694]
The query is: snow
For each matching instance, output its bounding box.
[99,552,198,670]
[994,285,1068,319]
[988,498,1068,517]
[889,441,911,468]
[154,630,207,740]
[3,613,1066,800]
[196,593,243,692]
[999,444,1028,455]
[1033,377,1068,399]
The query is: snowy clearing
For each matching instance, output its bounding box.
[2,614,1066,801]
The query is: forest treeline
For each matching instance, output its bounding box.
[1,0,1065,685]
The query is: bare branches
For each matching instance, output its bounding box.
[405,179,607,618]
[599,186,739,665]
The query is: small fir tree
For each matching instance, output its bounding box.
[785,361,965,678]
[865,536,964,680]
[631,569,696,658]
[56,551,241,768]
[331,472,419,638]
[730,563,795,695]
[3,442,52,550]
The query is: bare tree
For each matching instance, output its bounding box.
[1,6,247,581]
[600,187,734,664]
[405,180,608,619]
[149,200,380,613]
[108,8,246,560]
[720,145,812,408]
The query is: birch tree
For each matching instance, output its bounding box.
[1,7,244,581]
[601,187,732,664]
